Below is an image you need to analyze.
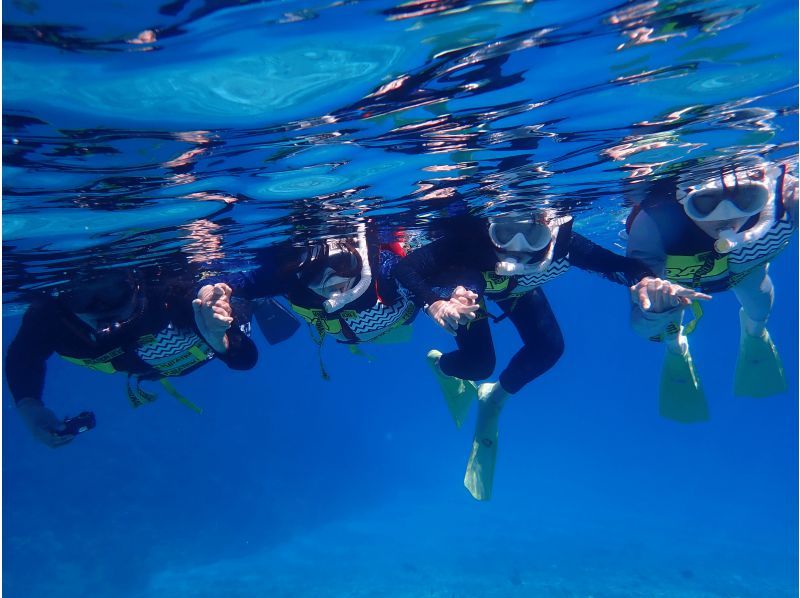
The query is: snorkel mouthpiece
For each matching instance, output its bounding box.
[495,258,534,276]
[714,229,740,254]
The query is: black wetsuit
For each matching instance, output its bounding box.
[5,280,257,406]
[216,237,416,344]
[394,215,653,394]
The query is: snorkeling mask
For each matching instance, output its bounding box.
[488,220,552,253]
[677,161,779,253]
[303,224,372,312]
[60,271,146,336]
[490,214,570,275]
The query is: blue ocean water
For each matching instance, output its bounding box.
[3,0,798,595]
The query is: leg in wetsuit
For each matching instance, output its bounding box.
[496,287,564,394]
[461,287,564,501]
[437,287,563,393]
[438,314,496,381]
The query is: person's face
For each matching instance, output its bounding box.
[63,277,138,330]
[680,169,770,238]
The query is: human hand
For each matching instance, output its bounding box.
[16,398,74,448]
[449,286,480,325]
[193,283,234,353]
[451,285,478,307]
[426,295,480,336]
[630,277,711,313]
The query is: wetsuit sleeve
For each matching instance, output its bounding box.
[200,268,294,301]
[375,249,402,304]
[196,245,304,301]
[394,238,458,307]
[625,213,683,340]
[215,323,258,370]
[569,232,654,286]
[625,210,667,277]
[5,303,57,404]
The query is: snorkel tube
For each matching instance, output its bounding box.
[323,222,372,313]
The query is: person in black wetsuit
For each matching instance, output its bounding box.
[5,267,257,448]
[213,223,417,379]
[394,210,697,501]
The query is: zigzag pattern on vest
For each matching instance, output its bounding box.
[513,258,570,292]
[136,327,202,363]
[729,218,796,265]
[345,297,411,337]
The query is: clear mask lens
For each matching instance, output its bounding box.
[685,184,768,221]
[489,222,551,252]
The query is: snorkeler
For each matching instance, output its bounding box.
[626,157,797,422]
[394,211,696,501]
[5,267,257,447]
[215,222,419,378]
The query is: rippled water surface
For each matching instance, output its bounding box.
[2,1,798,597]
[4,0,797,302]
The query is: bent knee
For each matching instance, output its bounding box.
[541,331,565,368]
[470,355,496,381]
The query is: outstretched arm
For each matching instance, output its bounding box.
[622,213,711,340]
[395,240,480,335]
[394,238,454,309]
[6,303,73,447]
[569,231,655,287]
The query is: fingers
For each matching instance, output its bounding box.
[633,277,711,313]
[210,283,231,303]
[48,432,75,447]
[451,286,478,305]
[214,282,232,297]
[35,428,73,448]
[636,285,651,311]
[428,299,476,335]
[674,288,712,301]
[197,283,233,307]
[212,313,233,326]
[457,305,479,322]
[455,302,480,314]
[211,305,232,318]
[196,284,215,302]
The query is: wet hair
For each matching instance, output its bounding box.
[60,269,139,314]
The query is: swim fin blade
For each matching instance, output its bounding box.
[254,298,300,345]
[735,316,786,398]
[427,349,477,428]
[464,383,501,501]
[659,346,709,423]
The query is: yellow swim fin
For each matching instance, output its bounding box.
[735,311,787,398]
[427,349,477,428]
[659,344,709,423]
[464,383,502,501]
